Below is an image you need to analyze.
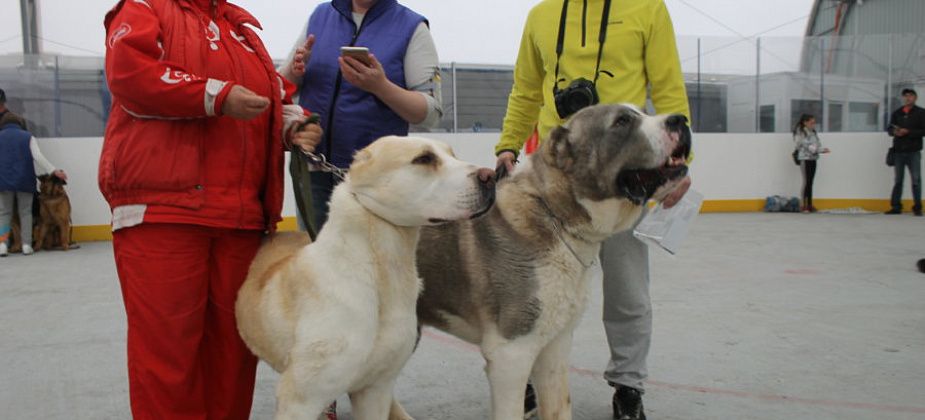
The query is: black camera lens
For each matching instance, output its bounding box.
[567,92,594,111]
[554,78,599,119]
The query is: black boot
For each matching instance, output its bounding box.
[612,385,646,420]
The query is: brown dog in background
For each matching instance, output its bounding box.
[34,174,72,251]
[9,175,72,252]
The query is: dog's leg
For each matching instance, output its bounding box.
[531,331,574,420]
[275,366,336,420]
[276,332,367,420]
[350,380,397,420]
[387,399,415,420]
[33,222,46,251]
[275,346,355,420]
[60,220,71,250]
[482,336,539,420]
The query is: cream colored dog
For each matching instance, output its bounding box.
[236,136,494,420]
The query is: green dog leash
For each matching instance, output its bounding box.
[289,114,321,240]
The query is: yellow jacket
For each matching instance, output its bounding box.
[496,0,690,155]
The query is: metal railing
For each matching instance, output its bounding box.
[1,34,922,137]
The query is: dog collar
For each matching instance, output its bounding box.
[536,197,595,269]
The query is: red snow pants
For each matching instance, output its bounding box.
[112,223,262,420]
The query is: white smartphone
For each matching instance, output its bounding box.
[340,46,371,64]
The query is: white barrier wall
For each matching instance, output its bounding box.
[37,131,904,229]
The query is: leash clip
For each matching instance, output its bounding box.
[294,114,347,181]
[301,150,347,181]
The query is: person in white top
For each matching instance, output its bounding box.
[0,103,68,257]
[792,114,830,213]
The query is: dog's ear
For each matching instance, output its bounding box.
[349,148,373,174]
[352,149,372,164]
[543,126,575,171]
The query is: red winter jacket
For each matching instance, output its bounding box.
[101,0,293,232]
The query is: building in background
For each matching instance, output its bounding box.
[796,0,925,131]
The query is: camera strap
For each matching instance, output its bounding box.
[553,0,613,89]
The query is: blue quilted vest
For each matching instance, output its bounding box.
[0,123,37,193]
[298,0,426,168]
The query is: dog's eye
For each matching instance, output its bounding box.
[412,152,436,165]
[614,115,633,127]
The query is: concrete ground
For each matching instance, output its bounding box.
[2,213,924,420]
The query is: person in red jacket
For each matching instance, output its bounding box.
[100,1,321,418]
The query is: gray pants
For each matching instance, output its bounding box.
[0,191,34,245]
[600,226,651,392]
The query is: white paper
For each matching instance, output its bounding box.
[633,189,704,255]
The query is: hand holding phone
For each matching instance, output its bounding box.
[338,46,385,94]
[340,46,371,65]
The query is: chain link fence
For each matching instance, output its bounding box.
[2,34,923,137]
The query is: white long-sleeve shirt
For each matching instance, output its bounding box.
[30,137,57,175]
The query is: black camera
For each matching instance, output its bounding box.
[553,78,600,119]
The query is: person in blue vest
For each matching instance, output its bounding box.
[281,3,442,416]
[0,92,68,257]
[281,0,443,237]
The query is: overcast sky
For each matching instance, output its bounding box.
[1,0,816,66]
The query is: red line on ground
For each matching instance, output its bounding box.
[422,329,925,415]
[784,268,821,275]
[422,328,480,352]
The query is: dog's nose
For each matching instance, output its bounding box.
[666,114,688,130]
[666,114,692,159]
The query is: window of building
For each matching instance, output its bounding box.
[687,83,728,133]
[848,102,879,132]
[828,102,843,132]
[759,105,775,132]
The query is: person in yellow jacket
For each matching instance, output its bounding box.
[495,1,691,419]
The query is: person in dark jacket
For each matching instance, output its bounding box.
[0,96,67,257]
[886,88,924,216]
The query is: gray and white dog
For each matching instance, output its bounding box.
[392,103,691,420]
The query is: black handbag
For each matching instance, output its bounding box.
[791,149,800,165]
[886,147,896,167]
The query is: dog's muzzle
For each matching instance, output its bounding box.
[470,174,496,219]
[616,116,692,205]
[427,170,496,224]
